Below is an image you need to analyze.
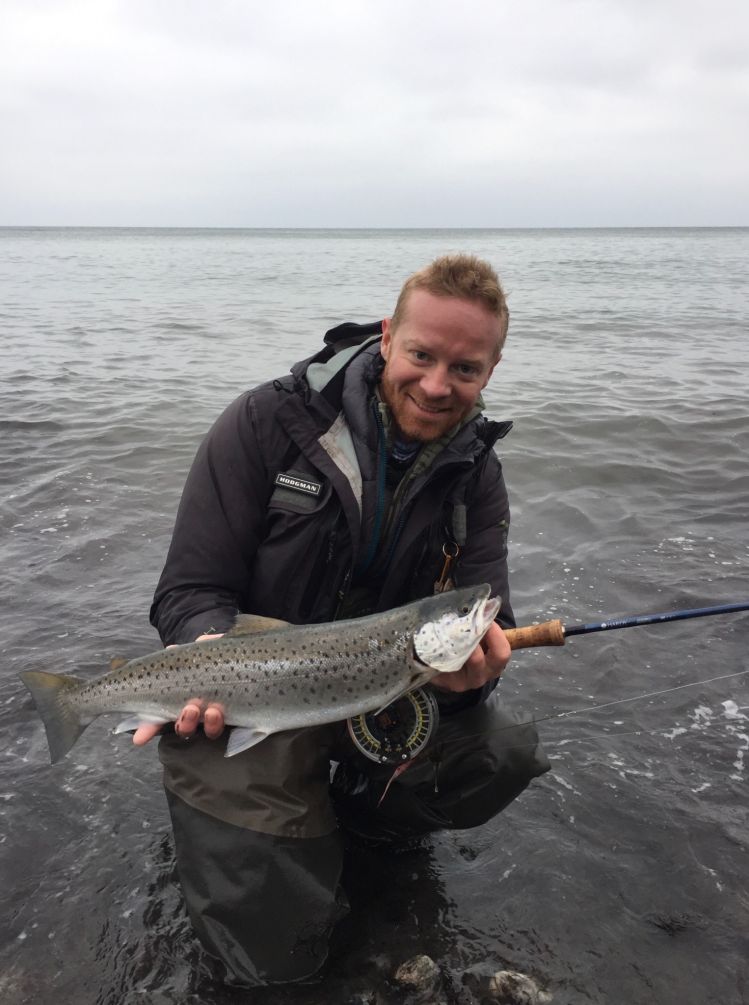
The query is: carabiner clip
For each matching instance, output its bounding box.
[434,541,460,594]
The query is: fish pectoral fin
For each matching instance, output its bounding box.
[113,714,171,735]
[225,613,292,637]
[371,669,434,716]
[225,725,270,757]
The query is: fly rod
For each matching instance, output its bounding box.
[503,601,749,650]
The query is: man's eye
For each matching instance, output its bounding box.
[413,350,430,361]
[457,364,478,376]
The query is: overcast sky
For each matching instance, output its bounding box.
[2,0,747,227]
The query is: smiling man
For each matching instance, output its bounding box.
[380,271,505,443]
[145,254,549,988]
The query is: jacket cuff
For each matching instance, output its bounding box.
[172,609,238,645]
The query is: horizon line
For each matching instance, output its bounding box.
[1,223,747,232]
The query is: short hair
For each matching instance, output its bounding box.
[390,254,509,355]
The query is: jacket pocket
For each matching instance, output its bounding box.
[250,477,347,623]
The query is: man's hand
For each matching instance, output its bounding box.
[132,634,227,746]
[429,621,510,694]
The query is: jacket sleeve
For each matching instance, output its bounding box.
[149,391,272,646]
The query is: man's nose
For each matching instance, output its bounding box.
[419,366,451,398]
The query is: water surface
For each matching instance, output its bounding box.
[1,227,747,1004]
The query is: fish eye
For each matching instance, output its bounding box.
[461,605,470,614]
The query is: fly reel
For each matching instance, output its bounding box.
[347,687,439,764]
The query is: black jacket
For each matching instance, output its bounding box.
[150,330,515,690]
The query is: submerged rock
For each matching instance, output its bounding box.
[463,965,552,1004]
[485,969,552,1005]
[375,953,447,1004]
[395,954,442,991]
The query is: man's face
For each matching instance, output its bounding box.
[380,289,501,442]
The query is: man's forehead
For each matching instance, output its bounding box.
[400,287,475,318]
[391,292,501,363]
[401,289,499,330]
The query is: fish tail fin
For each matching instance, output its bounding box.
[20,670,90,763]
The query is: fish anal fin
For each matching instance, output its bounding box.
[225,614,291,638]
[225,726,271,757]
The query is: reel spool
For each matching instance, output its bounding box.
[347,687,439,764]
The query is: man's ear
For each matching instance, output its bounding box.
[381,318,392,360]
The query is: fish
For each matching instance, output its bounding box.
[20,583,500,763]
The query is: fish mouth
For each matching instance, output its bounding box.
[473,594,501,638]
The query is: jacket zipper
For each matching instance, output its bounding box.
[333,566,353,621]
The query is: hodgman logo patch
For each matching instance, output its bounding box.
[274,472,323,497]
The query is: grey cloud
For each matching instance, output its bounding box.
[0,0,747,226]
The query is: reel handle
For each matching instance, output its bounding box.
[504,620,565,650]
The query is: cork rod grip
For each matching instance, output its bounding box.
[504,620,566,650]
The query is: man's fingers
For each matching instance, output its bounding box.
[462,645,485,673]
[132,722,164,746]
[203,706,225,739]
[176,702,203,737]
[484,621,511,662]
[477,623,511,679]
[429,623,511,695]
[131,635,227,749]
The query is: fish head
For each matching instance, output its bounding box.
[412,583,501,673]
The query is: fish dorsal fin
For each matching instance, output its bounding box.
[225,614,291,638]
[109,657,129,671]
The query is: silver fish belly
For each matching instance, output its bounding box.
[20,584,500,763]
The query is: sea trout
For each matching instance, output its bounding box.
[21,583,500,763]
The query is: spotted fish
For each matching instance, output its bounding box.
[20,583,500,763]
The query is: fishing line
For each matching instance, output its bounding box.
[375,671,749,803]
[512,667,749,727]
[431,667,749,754]
[470,718,746,756]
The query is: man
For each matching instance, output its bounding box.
[140,254,549,987]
